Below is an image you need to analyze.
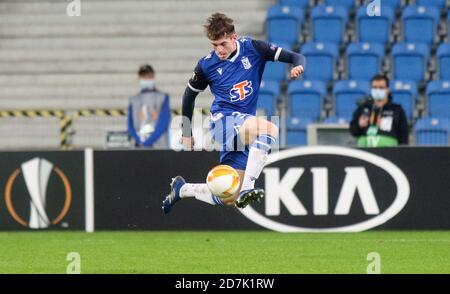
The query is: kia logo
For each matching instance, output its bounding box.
[240,146,410,232]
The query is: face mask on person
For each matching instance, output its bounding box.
[140,79,155,90]
[371,88,386,101]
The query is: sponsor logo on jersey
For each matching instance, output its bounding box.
[217,68,223,75]
[230,80,253,102]
[241,57,252,70]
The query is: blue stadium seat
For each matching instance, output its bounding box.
[414,117,449,146]
[356,5,395,44]
[257,80,281,117]
[287,80,327,121]
[379,0,401,10]
[437,43,450,80]
[323,116,349,124]
[286,116,312,146]
[333,80,371,121]
[311,5,348,44]
[324,0,355,10]
[346,42,385,80]
[279,0,309,9]
[390,80,418,121]
[392,43,430,83]
[426,80,450,119]
[267,5,304,47]
[448,13,450,39]
[263,61,287,82]
[401,5,440,45]
[301,42,339,82]
[415,0,446,10]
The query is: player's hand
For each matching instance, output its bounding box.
[180,136,195,150]
[290,65,304,79]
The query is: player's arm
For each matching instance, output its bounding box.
[252,40,305,78]
[181,63,208,149]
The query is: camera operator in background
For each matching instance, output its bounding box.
[350,74,409,147]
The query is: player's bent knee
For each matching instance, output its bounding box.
[239,118,279,146]
[266,122,279,138]
[254,118,276,133]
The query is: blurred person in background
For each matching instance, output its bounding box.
[128,64,170,148]
[350,74,409,147]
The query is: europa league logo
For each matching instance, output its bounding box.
[5,158,72,229]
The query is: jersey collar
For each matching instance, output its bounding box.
[228,40,240,62]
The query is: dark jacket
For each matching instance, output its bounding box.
[350,98,409,145]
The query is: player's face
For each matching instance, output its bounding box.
[210,34,237,60]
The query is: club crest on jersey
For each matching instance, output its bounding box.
[241,56,252,70]
[230,80,253,102]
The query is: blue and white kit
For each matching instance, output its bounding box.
[182,37,305,170]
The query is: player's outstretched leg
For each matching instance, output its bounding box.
[162,176,230,214]
[162,176,186,214]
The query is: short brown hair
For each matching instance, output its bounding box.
[371,74,389,88]
[204,13,235,40]
[138,64,154,77]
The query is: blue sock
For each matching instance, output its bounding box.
[251,134,276,153]
[212,195,224,205]
[241,134,277,191]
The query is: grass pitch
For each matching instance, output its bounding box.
[0,231,449,274]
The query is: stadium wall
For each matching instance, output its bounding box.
[0,148,449,231]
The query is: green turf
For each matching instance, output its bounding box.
[0,231,449,273]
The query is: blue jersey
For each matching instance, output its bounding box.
[187,38,281,116]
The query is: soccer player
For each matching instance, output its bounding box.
[163,13,305,213]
